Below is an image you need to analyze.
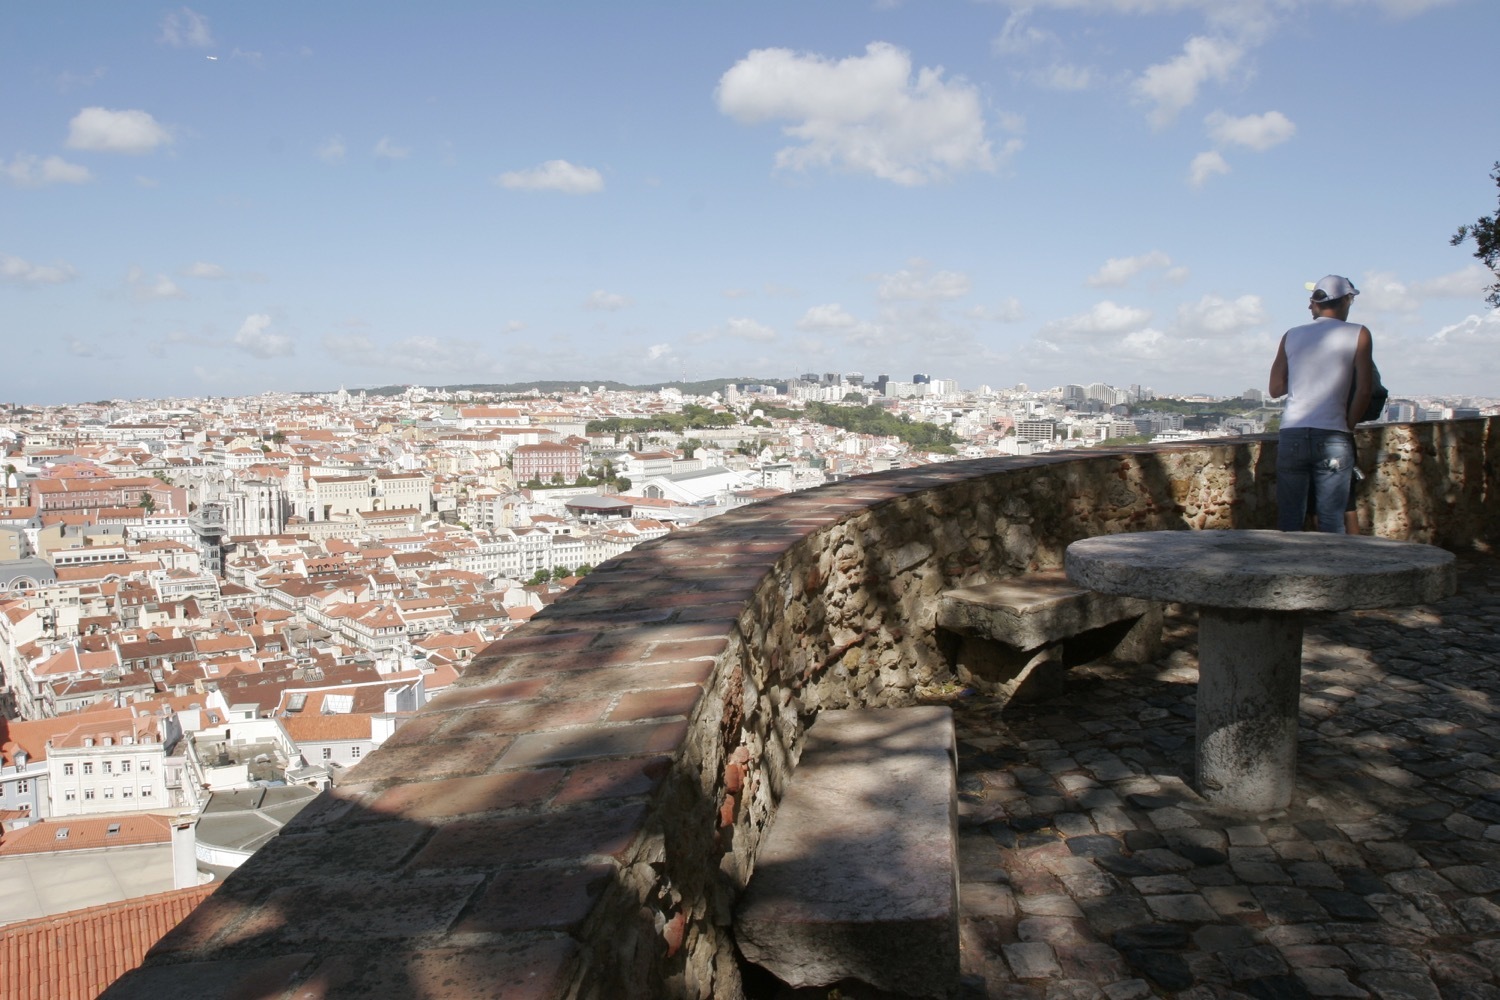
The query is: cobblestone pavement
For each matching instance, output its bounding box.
[952,552,1500,1000]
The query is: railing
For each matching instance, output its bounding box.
[107,420,1498,999]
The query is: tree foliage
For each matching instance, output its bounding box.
[585,404,738,436]
[1451,161,1500,308]
[801,402,961,453]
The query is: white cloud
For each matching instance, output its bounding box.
[159,7,214,48]
[316,135,346,163]
[646,343,674,361]
[1087,250,1180,288]
[66,107,173,154]
[797,304,861,331]
[1188,150,1230,188]
[0,253,77,286]
[1410,264,1494,299]
[724,318,778,342]
[2,153,92,187]
[1039,301,1154,340]
[1174,293,1266,336]
[234,314,293,358]
[1428,309,1500,348]
[877,259,972,301]
[966,299,1026,323]
[1357,271,1419,313]
[495,160,604,194]
[583,290,632,312]
[183,261,228,279]
[127,266,187,301]
[992,10,1056,55]
[1134,36,1242,128]
[716,42,1005,186]
[373,136,410,160]
[1032,64,1095,91]
[503,319,526,333]
[1205,110,1295,151]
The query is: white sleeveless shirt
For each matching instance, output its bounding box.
[1282,317,1362,433]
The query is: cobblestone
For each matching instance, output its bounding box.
[954,554,1500,1000]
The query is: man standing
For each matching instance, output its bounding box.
[1268,275,1374,533]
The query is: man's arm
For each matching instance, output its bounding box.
[1268,335,1289,398]
[1346,326,1374,429]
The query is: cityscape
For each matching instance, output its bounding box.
[5,1,1500,996]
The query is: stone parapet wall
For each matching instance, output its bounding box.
[105,418,1498,1000]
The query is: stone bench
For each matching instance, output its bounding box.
[936,570,1164,699]
[734,707,959,998]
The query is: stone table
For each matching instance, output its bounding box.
[1065,530,1456,813]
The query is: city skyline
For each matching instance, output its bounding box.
[4,1,1499,405]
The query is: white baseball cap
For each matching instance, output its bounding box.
[1305,275,1360,302]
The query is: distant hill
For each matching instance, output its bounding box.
[342,378,787,398]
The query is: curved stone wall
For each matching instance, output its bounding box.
[106,418,1498,1000]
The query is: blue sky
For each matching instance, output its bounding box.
[3,1,1497,405]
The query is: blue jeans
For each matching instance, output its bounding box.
[1276,428,1354,533]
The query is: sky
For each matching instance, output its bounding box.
[3,1,1498,405]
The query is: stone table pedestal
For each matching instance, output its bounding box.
[1065,530,1456,814]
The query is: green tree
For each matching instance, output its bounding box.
[551,566,571,581]
[575,563,593,576]
[528,569,550,586]
[1452,161,1500,307]
[613,475,631,492]
[138,492,156,514]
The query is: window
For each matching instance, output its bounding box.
[82,762,93,775]
[351,746,361,759]
[140,760,151,772]
[17,780,29,793]
[142,785,153,797]
[84,789,95,800]
[121,760,131,773]
[122,787,133,798]
[103,788,114,799]
[65,790,76,801]
[103,761,113,774]
[322,747,332,760]
[63,763,74,776]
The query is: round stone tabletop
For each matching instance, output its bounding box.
[1066,530,1457,612]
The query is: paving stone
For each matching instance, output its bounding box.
[1450,896,1500,933]
[1308,890,1381,922]
[1279,946,1354,969]
[1043,979,1107,1000]
[1132,874,1196,894]
[1019,917,1095,948]
[1229,826,1271,847]
[1240,973,1315,1000]
[1253,887,1330,925]
[1101,979,1153,1000]
[1385,869,1458,895]
[1236,861,1297,885]
[1019,894,1086,918]
[1426,951,1494,984]
[1079,897,1153,938]
[1203,885,1266,919]
[964,882,1018,918]
[1344,945,1427,972]
[1116,948,1193,992]
[1145,893,1220,923]
[1294,967,1367,998]
[1219,946,1291,983]
[1338,868,1390,896]
[1437,985,1500,1000]
[1289,862,1346,890]
[1005,942,1065,980]
[1359,971,1441,1000]
[1067,834,1126,858]
[1436,864,1500,894]
[1406,891,1466,936]
[1060,870,1124,899]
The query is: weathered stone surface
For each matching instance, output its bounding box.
[734,707,959,996]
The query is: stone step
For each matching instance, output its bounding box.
[734,707,959,998]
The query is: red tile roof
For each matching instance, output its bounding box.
[0,883,216,1000]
